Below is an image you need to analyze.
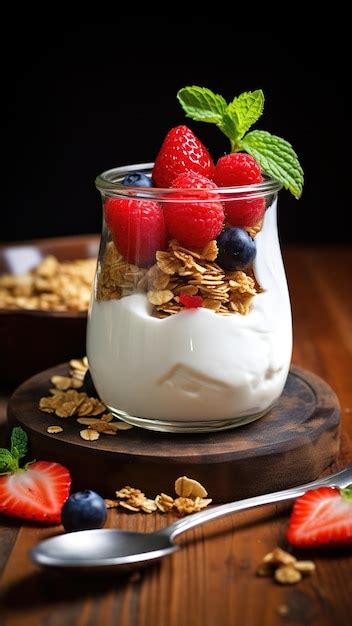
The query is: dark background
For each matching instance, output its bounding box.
[2,21,349,243]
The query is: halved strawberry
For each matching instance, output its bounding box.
[0,461,71,525]
[287,485,352,548]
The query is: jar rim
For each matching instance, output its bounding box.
[95,162,282,200]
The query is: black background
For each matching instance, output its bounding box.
[2,21,349,243]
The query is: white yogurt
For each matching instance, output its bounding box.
[87,200,292,422]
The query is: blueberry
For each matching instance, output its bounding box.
[121,172,153,187]
[61,490,107,532]
[217,227,256,271]
[84,369,98,397]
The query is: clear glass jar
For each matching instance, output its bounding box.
[87,164,291,432]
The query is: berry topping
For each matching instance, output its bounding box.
[179,293,204,309]
[287,485,352,548]
[152,125,215,188]
[61,490,107,532]
[105,198,167,267]
[215,153,265,227]
[214,153,262,187]
[164,171,224,248]
[217,227,256,271]
[0,427,71,524]
[121,172,153,188]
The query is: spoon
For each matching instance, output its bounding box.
[30,466,352,573]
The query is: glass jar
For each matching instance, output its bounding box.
[87,164,290,433]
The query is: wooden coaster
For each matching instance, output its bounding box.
[7,364,340,503]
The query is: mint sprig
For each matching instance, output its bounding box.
[177,85,303,199]
[0,427,29,475]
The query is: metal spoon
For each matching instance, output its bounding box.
[30,466,352,573]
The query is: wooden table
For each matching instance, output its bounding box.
[0,246,351,626]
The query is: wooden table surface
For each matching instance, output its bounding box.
[0,246,351,626]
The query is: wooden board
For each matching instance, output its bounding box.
[6,363,340,503]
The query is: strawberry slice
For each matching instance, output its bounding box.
[287,485,352,548]
[0,427,71,524]
[0,461,71,524]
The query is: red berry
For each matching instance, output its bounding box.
[179,293,203,309]
[0,461,71,525]
[287,486,352,548]
[164,171,224,249]
[152,125,215,188]
[214,153,265,227]
[214,153,262,186]
[105,198,167,267]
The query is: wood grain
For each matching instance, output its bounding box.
[0,245,352,626]
[7,365,340,502]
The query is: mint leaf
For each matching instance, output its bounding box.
[242,130,304,198]
[177,87,227,124]
[10,427,28,460]
[341,485,352,501]
[0,448,15,473]
[217,113,241,149]
[226,90,264,139]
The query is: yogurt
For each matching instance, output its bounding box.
[87,199,292,423]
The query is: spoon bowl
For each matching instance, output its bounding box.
[30,465,352,573]
[31,528,178,573]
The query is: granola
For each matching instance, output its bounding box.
[0,256,95,311]
[96,238,261,317]
[256,548,315,585]
[107,477,212,516]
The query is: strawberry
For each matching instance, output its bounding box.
[152,125,215,188]
[214,153,265,227]
[105,197,167,267]
[164,171,224,248]
[0,427,71,525]
[287,485,352,548]
[179,293,204,309]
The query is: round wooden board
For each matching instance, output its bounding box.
[7,364,340,503]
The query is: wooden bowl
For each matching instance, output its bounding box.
[0,235,99,386]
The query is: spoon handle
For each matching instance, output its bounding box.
[165,465,352,541]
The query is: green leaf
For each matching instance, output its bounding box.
[10,427,28,460]
[0,448,15,473]
[177,86,227,124]
[341,484,352,501]
[226,90,264,139]
[217,113,242,149]
[242,130,304,198]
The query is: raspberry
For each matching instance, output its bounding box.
[164,171,224,249]
[179,293,203,309]
[104,198,167,267]
[214,153,262,186]
[152,125,215,188]
[214,153,265,227]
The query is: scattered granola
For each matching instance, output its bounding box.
[80,428,100,441]
[104,499,120,509]
[40,362,135,441]
[274,566,302,585]
[96,239,261,317]
[69,357,89,382]
[46,425,63,434]
[257,548,315,585]
[155,493,175,512]
[175,476,208,498]
[51,375,83,390]
[174,496,212,514]
[39,389,106,418]
[0,256,95,311]
[107,477,212,516]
